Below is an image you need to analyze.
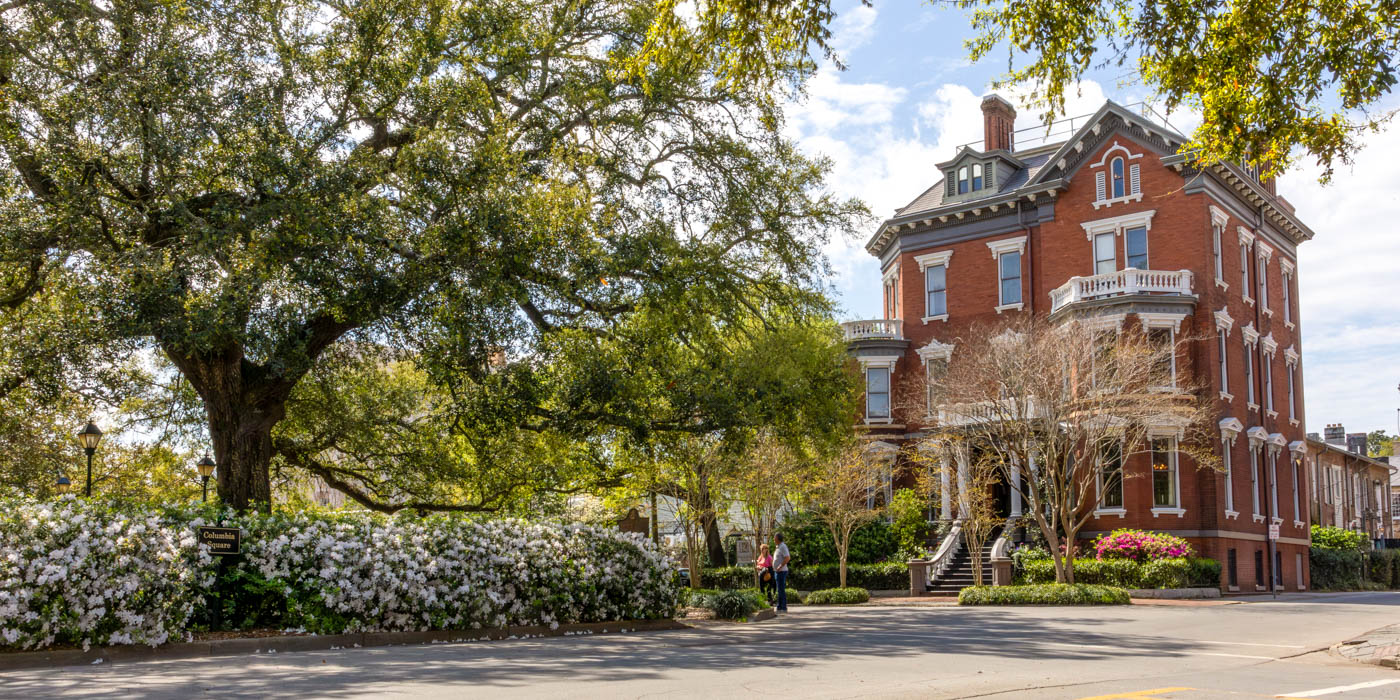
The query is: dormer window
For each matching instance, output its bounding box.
[1111,157,1125,198]
[958,166,969,194]
[1091,142,1143,209]
[972,163,984,190]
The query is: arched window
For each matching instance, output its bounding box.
[971,163,983,190]
[1111,157,1125,198]
[957,166,969,194]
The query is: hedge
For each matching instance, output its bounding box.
[803,587,870,605]
[958,584,1130,606]
[1019,557,1220,588]
[700,561,907,591]
[0,497,679,650]
[775,513,897,566]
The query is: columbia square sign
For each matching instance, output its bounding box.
[197,526,242,556]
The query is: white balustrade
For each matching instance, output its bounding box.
[841,318,904,340]
[1049,268,1194,313]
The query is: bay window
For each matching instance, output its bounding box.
[1152,437,1179,508]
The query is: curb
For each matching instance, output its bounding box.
[0,619,689,671]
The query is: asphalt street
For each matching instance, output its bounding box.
[4,592,1400,699]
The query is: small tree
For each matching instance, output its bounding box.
[926,316,1218,584]
[807,442,887,588]
[957,450,1004,586]
[725,432,812,586]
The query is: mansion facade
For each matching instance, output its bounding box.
[848,96,1315,592]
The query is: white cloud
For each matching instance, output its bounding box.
[828,2,878,56]
[1275,110,1400,435]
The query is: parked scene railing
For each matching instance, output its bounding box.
[1049,268,1194,314]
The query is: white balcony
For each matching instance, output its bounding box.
[1049,268,1194,314]
[842,319,904,340]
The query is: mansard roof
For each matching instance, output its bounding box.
[866,99,1315,257]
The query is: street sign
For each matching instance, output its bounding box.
[1268,523,1280,541]
[197,526,242,555]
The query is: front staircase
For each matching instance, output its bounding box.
[926,528,1000,594]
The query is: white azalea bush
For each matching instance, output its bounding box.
[0,497,214,650]
[0,497,678,650]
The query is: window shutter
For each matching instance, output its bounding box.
[1130,164,1141,195]
[1095,171,1106,201]
[985,163,995,190]
[945,171,955,198]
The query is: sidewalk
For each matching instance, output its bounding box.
[1332,623,1400,668]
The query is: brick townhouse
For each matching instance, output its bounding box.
[847,95,1315,591]
[1307,425,1395,542]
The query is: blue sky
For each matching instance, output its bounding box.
[786,1,1400,438]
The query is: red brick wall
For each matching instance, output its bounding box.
[878,130,1313,589]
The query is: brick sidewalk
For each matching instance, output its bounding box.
[1333,623,1400,668]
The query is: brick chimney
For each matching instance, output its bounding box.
[981,94,1016,152]
[1347,433,1367,455]
[1324,423,1346,446]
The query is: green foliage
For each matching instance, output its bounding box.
[1019,557,1221,589]
[776,512,896,566]
[1310,547,1365,590]
[702,562,907,591]
[708,590,757,620]
[958,0,1400,181]
[1312,525,1368,551]
[0,0,863,511]
[888,488,931,558]
[958,584,1130,606]
[1368,431,1395,458]
[802,587,870,605]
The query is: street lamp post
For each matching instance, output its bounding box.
[197,455,216,503]
[76,420,103,497]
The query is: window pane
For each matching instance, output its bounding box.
[1150,328,1174,385]
[1152,438,1176,507]
[1094,233,1116,274]
[1112,157,1125,198]
[972,163,983,190]
[1101,441,1123,508]
[1125,227,1148,268]
[867,366,889,393]
[999,252,1021,304]
[866,367,889,419]
[958,166,968,194]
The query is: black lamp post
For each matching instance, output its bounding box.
[197,455,216,503]
[76,420,103,497]
[55,476,72,495]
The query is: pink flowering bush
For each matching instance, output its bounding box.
[1092,529,1194,562]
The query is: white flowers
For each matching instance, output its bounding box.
[0,498,678,650]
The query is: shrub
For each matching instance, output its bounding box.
[1092,529,1195,562]
[958,584,1130,606]
[0,497,679,650]
[787,562,907,591]
[708,590,756,620]
[696,566,753,590]
[1310,547,1364,590]
[1312,525,1367,551]
[803,587,870,605]
[1367,550,1396,586]
[679,588,719,608]
[888,489,931,558]
[1019,557,1221,589]
[776,512,896,566]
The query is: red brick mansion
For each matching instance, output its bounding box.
[846,96,1315,592]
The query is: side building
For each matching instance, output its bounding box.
[847,95,1315,591]
[1306,424,1395,542]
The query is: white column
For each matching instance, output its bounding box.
[956,447,969,519]
[939,453,952,520]
[1011,455,1023,517]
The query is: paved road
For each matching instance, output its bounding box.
[4,592,1400,699]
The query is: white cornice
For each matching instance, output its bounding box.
[882,264,899,284]
[1081,209,1157,239]
[1214,308,1235,333]
[916,339,955,362]
[1261,332,1278,357]
[1219,417,1244,441]
[914,250,953,272]
[1241,322,1260,346]
[1237,226,1256,246]
[986,235,1027,259]
[1284,345,1300,367]
[1256,240,1275,261]
[1279,258,1295,276]
[1089,140,1146,168]
[1247,426,1269,446]
[1209,205,1230,229]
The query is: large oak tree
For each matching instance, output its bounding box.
[0,0,860,510]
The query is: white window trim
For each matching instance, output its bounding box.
[1220,417,1242,516]
[915,339,954,363]
[918,253,951,324]
[1081,210,1156,240]
[1215,314,1232,401]
[1238,227,1255,304]
[1090,146,1145,208]
[857,356,899,425]
[1280,258,1296,329]
[1148,431,1185,515]
[1095,438,1127,516]
[1210,205,1230,288]
[989,237,1026,312]
[1257,243,1273,316]
[1242,322,1259,346]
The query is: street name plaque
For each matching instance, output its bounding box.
[198,526,242,555]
